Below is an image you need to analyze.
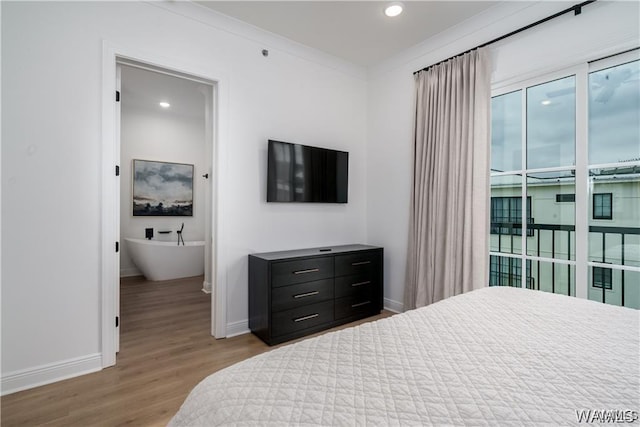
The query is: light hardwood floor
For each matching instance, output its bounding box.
[1,275,393,426]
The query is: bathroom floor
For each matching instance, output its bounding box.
[120,274,208,344]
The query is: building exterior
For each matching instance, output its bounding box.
[490,168,639,309]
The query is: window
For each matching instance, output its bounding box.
[556,194,575,203]
[490,51,639,309]
[490,196,533,236]
[490,256,534,289]
[593,193,612,220]
[592,266,612,290]
[587,57,639,308]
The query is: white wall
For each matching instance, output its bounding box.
[366,1,640,311]
[1,1,367,392]
[3,0,637,394]
[119,69,207,277]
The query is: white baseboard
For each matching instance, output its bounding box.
[201,280,212,294]
[1,353,102,396]
[384,298,404,313]
[226,320,250,338]
[120,267,141,278]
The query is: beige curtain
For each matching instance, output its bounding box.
[405,48,492,310]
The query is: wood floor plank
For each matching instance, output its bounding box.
[1,275,393,426]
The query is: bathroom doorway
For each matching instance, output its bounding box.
[116,59,215,354]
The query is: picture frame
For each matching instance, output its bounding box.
[132,159,194,216]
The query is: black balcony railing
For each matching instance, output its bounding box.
[490,221,536,237]
[490,218,535,252]
[490,222,640,308]
[489,271,535,289]
[588,225,640,307]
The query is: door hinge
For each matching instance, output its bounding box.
[115,165,120,176]
[116,90,120,102]
[115,241,119,253]
[116,316,119,327]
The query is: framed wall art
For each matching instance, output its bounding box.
[132,159,194,216]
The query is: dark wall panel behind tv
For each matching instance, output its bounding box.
[267,140,348,203]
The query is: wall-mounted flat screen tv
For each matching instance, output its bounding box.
[267,139,348,203]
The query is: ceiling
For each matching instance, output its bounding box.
[120,63,208,119]
[196,1,501,66]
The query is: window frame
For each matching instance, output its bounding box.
[490,196,534,236]
[592,266,613,290]
[490,50,640,307]
[556,193,575,203]
[490,65,580,287]
[592,193,613,220]
[489,256,534,289]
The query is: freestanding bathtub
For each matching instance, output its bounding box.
[125,238,205,281]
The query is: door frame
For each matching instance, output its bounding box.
[101,41,228,367]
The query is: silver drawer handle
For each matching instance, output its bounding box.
[351,301,371,308]
[351,281,371,287]
[351,261,371,266]
[294,313,319,322]
[294,291,319,299]
[293,268,319,275]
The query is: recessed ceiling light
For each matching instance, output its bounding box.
[384,2,404,17]
[541,99,552,106]
[159,101,170,108]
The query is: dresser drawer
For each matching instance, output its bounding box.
[250,245,383,345]
[272,279,334,312]
[335,273,377,299]
[335,295,377,320]
[272,300,333,337]
[271,257,334,287]
[335,251,379,277]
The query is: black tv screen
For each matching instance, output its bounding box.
[267,140,348,203]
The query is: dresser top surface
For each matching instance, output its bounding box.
[250,244,382,261]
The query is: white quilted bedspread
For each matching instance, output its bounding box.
[170,287,639,426]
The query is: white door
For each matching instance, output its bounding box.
[115,63,122,353]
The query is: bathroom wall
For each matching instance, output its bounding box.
[119,65,207,277]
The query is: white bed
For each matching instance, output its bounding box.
[169,287,639,426]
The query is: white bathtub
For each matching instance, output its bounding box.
[125,238,205,281]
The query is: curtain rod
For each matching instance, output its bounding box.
[413,0,597,75]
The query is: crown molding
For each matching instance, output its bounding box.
[145,1,367,81]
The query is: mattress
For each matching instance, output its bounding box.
[169,287,639,426]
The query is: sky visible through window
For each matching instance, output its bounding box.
[491,91,521,172]
[491,60,640,172]
[489,58,639,309]
[589,60,640,165]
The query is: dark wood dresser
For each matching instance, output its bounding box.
[249,244,383,345]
